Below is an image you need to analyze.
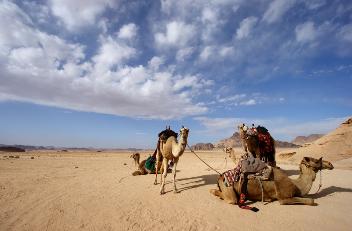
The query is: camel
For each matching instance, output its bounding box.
[224,147,237,165]
[132,158,164,176]
[130,152,140,167]
[155,126,189,194]
[238,124,276,166]
[210,156,334,205]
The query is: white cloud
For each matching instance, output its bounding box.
[49,0,116,30]
[0,1,210,120]
[155,21,196,48]
[295,21,316,43]
[338,24,352,42]
[304,0,326,10]
[263,0,296,24]
[199,46,214,62]
[118,23,138,40]
[236,16,258,40]
[92,36,136,73]
[176,47,194,62]
[148,56,165,70]
[240,99,256,105]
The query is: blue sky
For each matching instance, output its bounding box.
[0,0,351,148]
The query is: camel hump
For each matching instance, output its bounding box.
[256,126,269,134]
[158,128,178,142]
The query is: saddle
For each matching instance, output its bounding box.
[158,127,178,143]
[221,158,272,187]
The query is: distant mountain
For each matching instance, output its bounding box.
[0,146,25,152]
[215,132,242,148]
[191,143,214,150]
[291,134,324,145]
[215,132,299,148]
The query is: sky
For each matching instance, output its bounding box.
[0,0,351,148]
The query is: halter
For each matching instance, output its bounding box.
[302,158,323,194]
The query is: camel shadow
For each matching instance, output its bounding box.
[176,174,219,193]
[309,186,352,199]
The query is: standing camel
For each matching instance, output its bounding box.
[155,126,189,194]
[210,156,334,205]
[130,153,140,167]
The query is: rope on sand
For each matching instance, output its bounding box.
[187,144,222,175]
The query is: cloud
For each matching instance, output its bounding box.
[0,1,210,120]
[236,16,258,40]
[263,0,296,24]
[118,23,138,40]
[49,0,116,30]
[295,21,316,43]
[155,21,196,48]
[338,24,352,42]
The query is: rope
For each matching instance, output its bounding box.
[187,144,222,175]
[314,170,322,194]
[257,178,264,203]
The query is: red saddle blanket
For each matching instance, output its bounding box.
[258,132,274,154]
[222,165,241,187]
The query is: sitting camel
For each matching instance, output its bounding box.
[223,147,237,165]
[132,158,165,176]
[130,152,140,167]
[238,124,276,166]
[155,126,189,194]
[210,156,334,205]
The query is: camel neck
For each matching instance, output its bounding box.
[291,164,317,196]
[173,136,187,157]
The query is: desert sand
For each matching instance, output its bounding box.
[1,149,352,231]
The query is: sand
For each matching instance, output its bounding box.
[1,150,352,231]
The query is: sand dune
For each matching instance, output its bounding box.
[1,150,352,231]
[280,118,352,169]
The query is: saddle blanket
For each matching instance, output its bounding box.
[222,165,241,186]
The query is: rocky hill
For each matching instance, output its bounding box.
[291,134,324,145]
[215,132,298,148]
[215,132,242,148]
[191,143,214,150]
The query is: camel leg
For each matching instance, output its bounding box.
[279,197,315,206]
[216,177,238,204]
[172,159,178,193]
[159,158,168,195]
[209,189,224,199]
[154,141,161,185]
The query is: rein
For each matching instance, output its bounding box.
[314,169,323,194]
[187,144,222,175]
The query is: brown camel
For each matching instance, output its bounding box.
[210,156,333,205]
[238,124,276,166]
[132,158,165,176]
[155,126,189,194]
[130,152,140,167]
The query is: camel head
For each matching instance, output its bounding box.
[224,147,233,156]
[301,157,334,172]
[180,126,189,140]
[238,123,248,133]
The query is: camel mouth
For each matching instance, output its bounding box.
[322,160,334,170]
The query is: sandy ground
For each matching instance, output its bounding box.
[1,150,352,231]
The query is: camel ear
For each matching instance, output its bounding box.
[182,125,184,128]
